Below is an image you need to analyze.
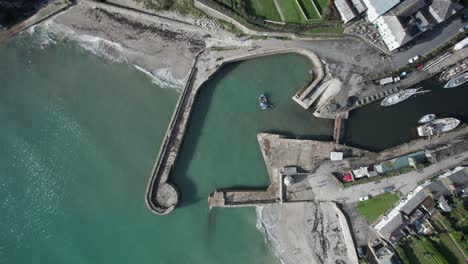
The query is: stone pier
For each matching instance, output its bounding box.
[146,47,324,215]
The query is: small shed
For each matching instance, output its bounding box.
[352,167,370,179]
[343,172,353,182]
[282,166,298,175]
[330,151,344,161]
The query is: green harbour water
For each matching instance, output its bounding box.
[0,32,333,263]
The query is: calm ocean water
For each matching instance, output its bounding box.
[0,29,333,263]
[346,78,468,151]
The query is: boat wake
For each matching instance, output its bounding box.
[26,20,183,90]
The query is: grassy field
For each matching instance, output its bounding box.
[245,0,282,21]
[437,233,466,264]
[298,0,321,19]
[314,0,328,14]
[397,236,451,264]
[356,193,399,223]
[277,0,306,23]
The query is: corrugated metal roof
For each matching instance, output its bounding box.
[363,0,400,22]
[335,0,357,23]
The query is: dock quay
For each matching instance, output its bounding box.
[314,47,468,119]
[333,112,348,144]
[209,125,468,209]
[208,133,371,209]
[146,47,326,215]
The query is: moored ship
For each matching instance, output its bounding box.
[417,118,461,136]
[444,72,468,88]
[259,94,269,110]
[381,88,427,106]
[418,114,436,124]
[439,59,467,81]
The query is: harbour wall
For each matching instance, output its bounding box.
[145,47,325,215]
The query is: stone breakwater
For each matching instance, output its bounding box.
[145,47,324,215]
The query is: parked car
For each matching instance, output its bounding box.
[408,55,420,64]
[382,186,395,193]
[356,246,366,258]
[359,195,370,201]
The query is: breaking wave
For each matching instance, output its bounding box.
[255,206,286,264]
[134,65,184,91]
[27,20,183,89]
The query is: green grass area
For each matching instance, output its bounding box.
[313,0,328,14]
[356,193,399,223]
[437,233,466,264]
[436,198,468,257]
[245,0,282,21]
[397,239,421,264]
[277,0,306,23]
[397,236,450,264]
[298,0,321,19]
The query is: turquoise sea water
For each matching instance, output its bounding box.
[0,31,333,263]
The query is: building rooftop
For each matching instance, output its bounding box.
[420,195,435,214]
[429,0,463,23]
[335,0,357,23]
[350,0,367,14]
[389,0,426,17]
[363,0,400,22]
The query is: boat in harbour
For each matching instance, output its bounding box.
[417,118,461,136]
[444,72,468,88]
[259,94,269,110]
[439,59,467,81]
[381,87,428,106]
[418,114,436,124]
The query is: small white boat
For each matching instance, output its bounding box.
[417,118,461,136]
[381,87,429,106]
[418,114,436,124]
[444,72,468,88]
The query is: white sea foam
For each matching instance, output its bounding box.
[134,65,183,91]
[255,206,286,264]
[28,21,183,89]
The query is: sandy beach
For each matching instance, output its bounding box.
[259,202,356,264]
[50,0,243,87]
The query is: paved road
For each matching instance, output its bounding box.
[391,9,468,68]
[307,150,468,204]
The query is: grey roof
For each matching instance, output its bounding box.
[400,188,428,215]
[420,196,435,213]
[429,0,463,23]
[390,0,427,17]
[378,213,405,241]
[447,167,468,187]
[427,181,450,200]
[350,0,367,13]
[380,15,414,46]
[335,0,357,23]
